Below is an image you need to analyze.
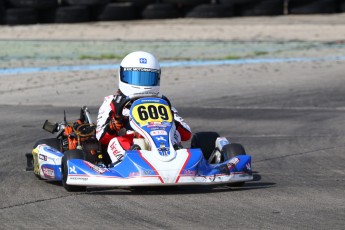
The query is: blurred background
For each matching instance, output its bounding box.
[1,0,345,25]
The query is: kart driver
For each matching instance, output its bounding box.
[96,51,192,165]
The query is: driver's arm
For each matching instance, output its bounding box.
[172,107,192,141]
[96,95,119,145]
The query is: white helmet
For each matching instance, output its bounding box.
[119,51,161,96]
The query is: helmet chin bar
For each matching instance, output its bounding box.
[119,81,160,96]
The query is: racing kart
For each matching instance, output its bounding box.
[26,94,253,192]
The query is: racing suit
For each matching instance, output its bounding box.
[96,92,192,164]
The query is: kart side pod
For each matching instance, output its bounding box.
[30,145,63,181]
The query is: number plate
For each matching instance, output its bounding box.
[131,98,173,126]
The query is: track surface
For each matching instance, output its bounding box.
[0,57,344,229]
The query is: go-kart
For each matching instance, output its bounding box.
[26,94,253,192]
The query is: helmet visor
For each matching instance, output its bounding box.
[120,67,160,87]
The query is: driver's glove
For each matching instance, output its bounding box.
[112,95,127,117]
[107,95,128,134]
[109,117,125,131]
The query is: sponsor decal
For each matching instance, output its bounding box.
[123,67,159,73]
[129,171,155,177]
[183,170,196,176]
[133,92,159,96]
[129,172,140,177]
[227,157,240,171]
[110,142,121,154]
[39,154,47,161]
[84,161,108,174]
[147,124,168,129]
[141,99,160,103]
[139,58,147,64]
[245,163,252,171]
[150,121,162,125]
[156,136,167,141]
[162,121,171,126]
[69,165,77,174]
[158,143,170,156]
[42,146,63,157]
[150,130,167,136]
[143,170,155,175]
[148,127,166,131]
[69,177,88,181]
[42,166,55,178]
[158,148,169,156]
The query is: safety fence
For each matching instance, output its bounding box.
[0,0,344,25]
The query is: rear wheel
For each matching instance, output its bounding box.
[62,149,87,192]
[191,132,219,160]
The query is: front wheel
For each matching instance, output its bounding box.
[33,138,62,151]
[222,143,246,161]
[222,143,247,187]
[62,149,86,192]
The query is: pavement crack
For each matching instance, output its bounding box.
[0,193,85,210]
[255,144,345,163]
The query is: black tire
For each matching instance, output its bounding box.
[62,149,87,192]
[185,4,233,18]
[340,0,345,12]
[37,7,56,23]
[33,138,62,151]
[128,0,156,7]
[219,0,257,4]
[141,3,180,19]
[5,8,38,25]
[191,132,220,160]
[54,6,89,23]
[288,0,338,14]
[64,0,109,6]
[7,0,57,9]
[0,0,6,24]
[222,143,246,161]
[223,143,247,187]
[94,3,137,21]
[237,0,284,16]
[161,0,209,6]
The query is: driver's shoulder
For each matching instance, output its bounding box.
[103,94,115,102]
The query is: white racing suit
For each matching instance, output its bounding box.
[96,94,192,164]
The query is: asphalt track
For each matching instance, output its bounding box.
[0,58,345,229]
